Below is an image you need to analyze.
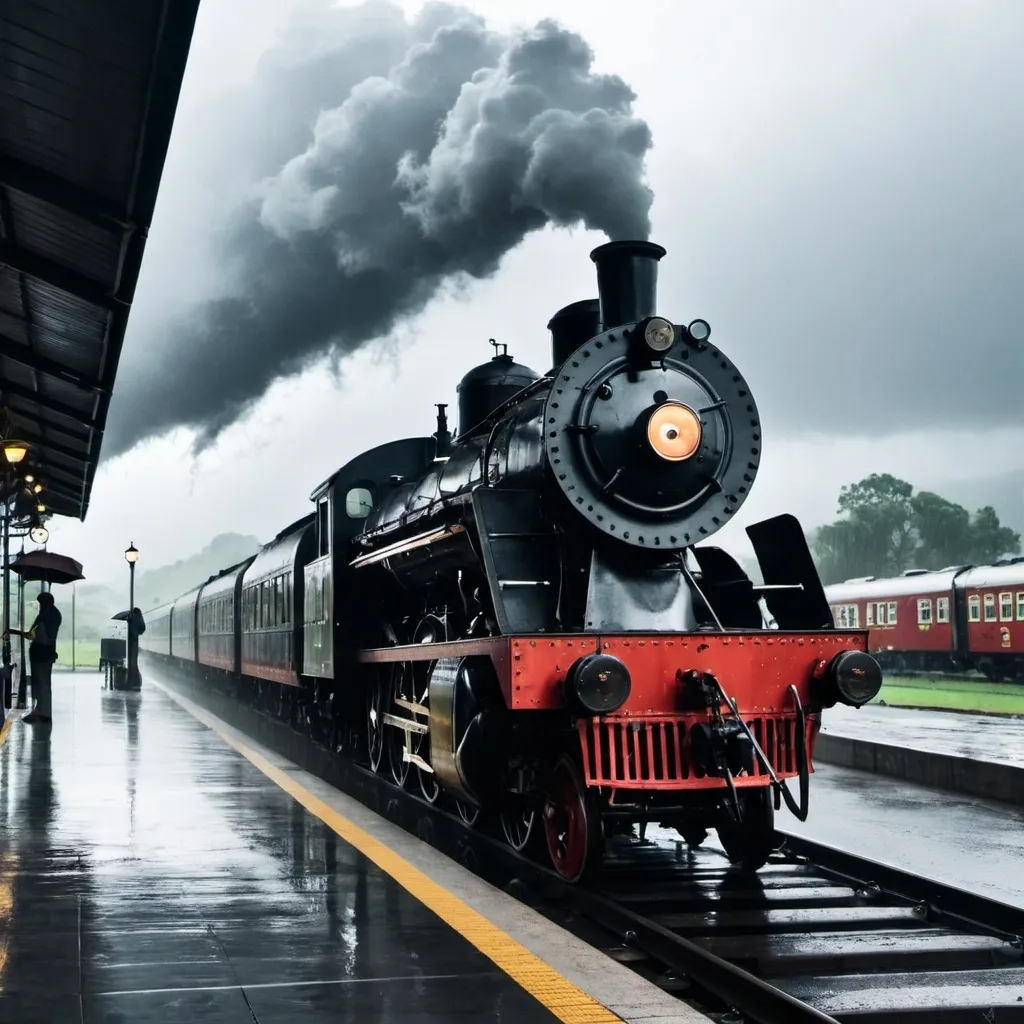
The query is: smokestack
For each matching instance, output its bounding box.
[434,403,452,455]
[590,240,667,331]
[547,298,600,369]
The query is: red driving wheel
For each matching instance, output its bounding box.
[543,755,601,882]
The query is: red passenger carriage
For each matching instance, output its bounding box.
[825,559,1024,680]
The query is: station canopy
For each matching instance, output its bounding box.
[0,0,202,519]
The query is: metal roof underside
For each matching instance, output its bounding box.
[0,0,201,520]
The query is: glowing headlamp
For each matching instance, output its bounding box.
[647,401,702,462]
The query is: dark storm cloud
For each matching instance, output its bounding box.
[104,0,652,456]
[661,1,1024,440]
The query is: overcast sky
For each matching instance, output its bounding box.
[42,0,1024,590]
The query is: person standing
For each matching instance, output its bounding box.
[8,591,62,724]
[127,607,146,690]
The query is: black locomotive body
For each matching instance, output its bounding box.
[142,239,882,881]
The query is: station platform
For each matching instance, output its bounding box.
[0,673,697,1024]
[821,700,1024,767]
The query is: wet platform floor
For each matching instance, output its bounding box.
[0,676,564,1023]
[821,700,1024,767]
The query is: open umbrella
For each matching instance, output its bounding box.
[9,551,85,585]
[111,610,131,621]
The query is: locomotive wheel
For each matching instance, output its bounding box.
[716,786,776,872]
[367,670,387,774]
[500,804,537,852]
[543,755,602,883]
[385,665,411,789]
[419,765,441,803]
[455,800,481,827]
[388,733,411,789]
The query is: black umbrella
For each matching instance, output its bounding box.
[111,610,131,621]
[9,551,84,585]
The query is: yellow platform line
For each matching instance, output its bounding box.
[166,686,623,1024]
[0,713,14,749]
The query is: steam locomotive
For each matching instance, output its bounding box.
[141,239,882,880]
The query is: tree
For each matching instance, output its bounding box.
[835,473,917,576]
[912,491,972,568]
[811,475,1021,583]
[969,506,1020,563]
[811,519,876,584]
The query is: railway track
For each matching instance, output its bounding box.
[154,669,1024,1024]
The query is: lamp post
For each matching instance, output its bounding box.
[125,542,139,688]
[0,440,30,716]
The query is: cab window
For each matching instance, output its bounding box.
[345,486,374,519]
[317,499,330,558]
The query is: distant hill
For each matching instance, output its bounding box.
[134,532,262,609]
[54,532,262,642]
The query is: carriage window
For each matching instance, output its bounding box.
[866,602,875,626]
[983,593,997,621]
[969,594,980,621]
[937,597,949,623]
[345,487,374,519]
[847,604,859,627]
[1017,593,1024,621]
[1000,592,1013,621]
[917,599,932,625]
[887,601,897,625]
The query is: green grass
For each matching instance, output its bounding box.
[52,638,102,671]
[878,675,1024,715]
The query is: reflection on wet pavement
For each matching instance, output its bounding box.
[822,701,1024,768]
[0,676,560,1023]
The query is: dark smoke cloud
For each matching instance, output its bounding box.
[105,0,652,456]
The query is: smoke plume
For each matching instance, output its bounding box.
[105,0,653,456]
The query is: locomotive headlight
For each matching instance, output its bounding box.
[647,401,703,462]
[643,317,675,353]
[826,650,883,707]
[566,654,632,714]
[687,319,711,343]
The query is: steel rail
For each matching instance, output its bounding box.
[775,830,1024,939]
